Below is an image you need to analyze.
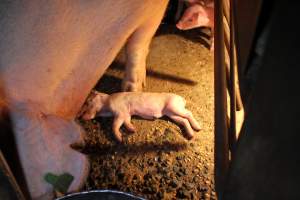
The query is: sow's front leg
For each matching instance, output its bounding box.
[122,3,167,92]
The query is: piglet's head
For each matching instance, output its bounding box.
[80,92,110,120]
[94,92,109,108]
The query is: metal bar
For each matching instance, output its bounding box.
[214,0,229,197]
[228,0,237,154]
[235,72,243,111]
[0,150,26,200]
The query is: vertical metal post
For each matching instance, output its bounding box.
[214,0,229,197]
[228,0,237,154]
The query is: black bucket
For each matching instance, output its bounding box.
[56,190,145,200]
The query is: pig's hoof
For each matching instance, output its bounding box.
[11,105,89,199]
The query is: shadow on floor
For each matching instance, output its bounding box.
[94,60,198,94]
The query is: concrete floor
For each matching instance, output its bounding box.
[79,25,216,200]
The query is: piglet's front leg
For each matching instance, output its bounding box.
[112,113,136,142]
[79,91,136,142]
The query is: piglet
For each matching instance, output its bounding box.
[176,0,214,50]
[80,91,201,142]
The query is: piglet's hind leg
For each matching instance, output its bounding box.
[179,109,201,131]
[165,98,201,131]
[169,115,195,139]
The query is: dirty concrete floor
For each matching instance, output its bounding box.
[78,25,215,200]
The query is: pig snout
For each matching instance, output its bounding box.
[176,0,214,50]
[176,3,214,30]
